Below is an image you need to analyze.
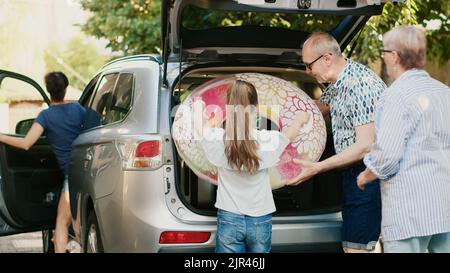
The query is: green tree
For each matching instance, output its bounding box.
[79,0,449,67]
[180,5,342,33]
[351,0,449,66]
[44,36,108,90]
[79,0,162,55]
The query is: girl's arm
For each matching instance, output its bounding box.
[283,111,310,142]
[0,123,44,150]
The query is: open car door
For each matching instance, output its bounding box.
[0,70,63,237]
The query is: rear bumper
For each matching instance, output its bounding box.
[109,203,342,252]
[93,169,342,252]
[158,220,342,253]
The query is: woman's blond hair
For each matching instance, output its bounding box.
[224,80,260,174]
[383,25,427,69]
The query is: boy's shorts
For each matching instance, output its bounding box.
[61,175,69,193]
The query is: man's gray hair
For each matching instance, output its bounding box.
[303,32,342,57]
[383,25,427,69]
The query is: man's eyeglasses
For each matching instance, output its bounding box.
[381,49,395,56]
[304,54,324,70]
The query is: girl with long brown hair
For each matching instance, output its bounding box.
[199,79,309,253]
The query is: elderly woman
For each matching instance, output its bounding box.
[357,26,450,253]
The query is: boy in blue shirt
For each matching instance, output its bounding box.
[0,72,85,252]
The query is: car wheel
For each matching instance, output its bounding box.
[42,229,54,253]
[84,210,104,253]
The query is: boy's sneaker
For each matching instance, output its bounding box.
[66,240,81,253]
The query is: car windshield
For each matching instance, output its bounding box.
[182,5,344,32]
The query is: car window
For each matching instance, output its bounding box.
[0,77,46,134]
[84,73,119,130]
[103,73,134,124]
[79,75,100,108]
[182,5,343,32]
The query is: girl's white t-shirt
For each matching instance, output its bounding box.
[199,127,289,217]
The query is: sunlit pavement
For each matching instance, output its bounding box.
[0,232,42,253]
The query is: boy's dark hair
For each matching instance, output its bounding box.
[44,71,69,102]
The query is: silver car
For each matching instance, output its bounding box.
[0,0,397,252]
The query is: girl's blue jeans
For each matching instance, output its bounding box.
[215,209,272,253]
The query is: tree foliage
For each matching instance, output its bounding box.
[80,0,162,55]
[44,36,108,90]
[181,5,341,32]
[352,0,449,66]
[79,0,449,66]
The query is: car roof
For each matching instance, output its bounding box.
[102,55,161,69]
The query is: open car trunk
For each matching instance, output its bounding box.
[171,64,343,216]
[161,0,398,71]
[165,0,400,217]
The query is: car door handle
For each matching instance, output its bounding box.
[39,157,48,164]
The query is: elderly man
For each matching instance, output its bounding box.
[287,32,386,253]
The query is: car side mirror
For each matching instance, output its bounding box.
[15,118,35,135]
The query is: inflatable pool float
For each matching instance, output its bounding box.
[172,73,326,189]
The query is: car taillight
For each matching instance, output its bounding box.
[118,138,163,170]
[135,140,160,158]
[159,231,211,244]
[132,140,161,168]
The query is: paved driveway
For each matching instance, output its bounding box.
[0,232,42,253]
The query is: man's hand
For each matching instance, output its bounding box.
[356,168,377,191]
[285,159,322,186]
